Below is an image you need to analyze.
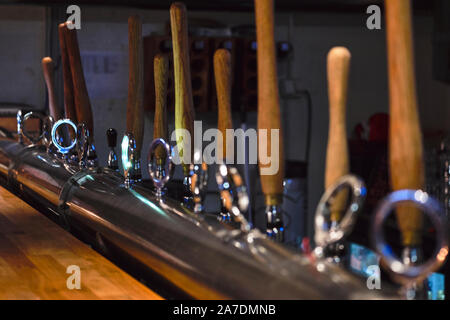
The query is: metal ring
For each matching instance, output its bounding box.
[22,111,46,144]
[371,189,448,284]
[314,174,366,248]
[147,138,173,191]
[51,119,77,154]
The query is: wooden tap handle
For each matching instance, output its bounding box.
[214,49,233,161]
[126,15,145,155]
[64,22,94,135]
[41,57,62,121]
[153,53,169,161]
[325,47,351,222]
[385,0,425,247]
[255,0,285,206]
[58,23,76,123]
[153,53,169,141]
[170,2,195,172]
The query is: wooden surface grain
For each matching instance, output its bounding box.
[385,0,424,247]
[325,47,351,222]
[255,0,285,205]
[0,186,162,300]
[41,57,62,121]
[58,23,77,123]
[127,16,145,155]
[214,49,233,161]
[170,2,196,173]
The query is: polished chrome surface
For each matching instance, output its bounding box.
[16,110,23,144]
[121,132,142,188]
[216,164,250,231]
[372,189,449,289]
[266,204,284,242]
[106,128,118,171]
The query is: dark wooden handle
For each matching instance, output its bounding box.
[325,47,351,222]
[255,0,284,205]
[170,2,195,173]
[41,57,62,121]
[127,15,145,155]
[153,54,169,141]
[153,53,169,161]
[214,49,233,160]
[58,23,76,122]
[64,22,94,135]
[385,0,425,247]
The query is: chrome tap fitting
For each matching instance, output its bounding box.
[121,132,140,188]
[148,138,173,199]
[106,128,118,171]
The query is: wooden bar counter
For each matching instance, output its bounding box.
[0,186,163,300]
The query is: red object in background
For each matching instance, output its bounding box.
[368,113,389,141]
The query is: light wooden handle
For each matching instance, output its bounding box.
[58,23,76,123]
[325,47,351,222]
[170,2,195,173]
[41,57,62,121]
[126,15,145,155]
[153,53,169,161]
[214,49,233,160]
[65,22,94,136]
[385,0,424,247]
[255,0,284,206]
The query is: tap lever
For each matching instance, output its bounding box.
[216,164,250,232]
[147,138,173,199]
[371,189,448,297]
[314,174,366,261]
[106,128,118,171]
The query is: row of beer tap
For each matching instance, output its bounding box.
[13,0,448,299]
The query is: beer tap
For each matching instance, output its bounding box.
[370,0,449,299]
[255,0,285,242]
[316,46,355,263]
[106,128,119,171]
[213,48,249,223]
[125,15,145,182]
[170,3,196,209]
[64,21,97,166]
